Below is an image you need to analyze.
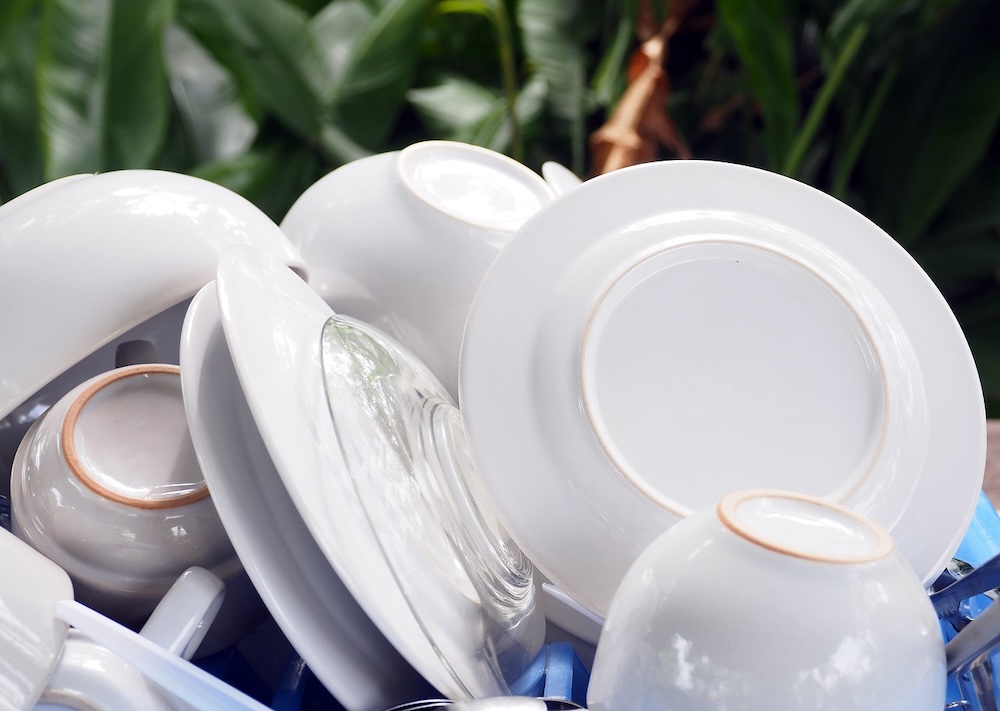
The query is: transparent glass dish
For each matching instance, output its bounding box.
[321,314,545,697]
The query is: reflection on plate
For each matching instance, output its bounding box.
[320,314,545,695]
[216,244,508,699]
[461,159,986,617]
[179,284,433,710]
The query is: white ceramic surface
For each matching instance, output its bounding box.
[180,283,434,711]
[40,567,225,711]
[10,364,248,640]
[460,159,986,616]
[138,566,225,661]
[0,528,73,711]
[214,245,467,698]
[320,314,545,694]
[280,140,554,400]
[37,630,177,711]
[0,169,306,422]
[54,599,268,711]
[540,162,583,196]
[0,298,192,502]
[587,490,946,710]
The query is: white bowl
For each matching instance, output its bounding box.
[587,489,946,710]
[0,169,306,422]
[10,364,251,644]
[280,140,553,400]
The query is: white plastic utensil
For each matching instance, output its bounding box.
[54,599,268,711]
[0,529,73,711]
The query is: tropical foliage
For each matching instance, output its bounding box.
[1,0,999,410]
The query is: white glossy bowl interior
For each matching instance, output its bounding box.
[0,169,306,422]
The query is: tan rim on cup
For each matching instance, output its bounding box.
[60,364,210,510]
[717,489,895,565]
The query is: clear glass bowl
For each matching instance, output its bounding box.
[320,314,545,697]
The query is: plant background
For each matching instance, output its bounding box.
[1,0,999,410]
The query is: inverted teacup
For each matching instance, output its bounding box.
[587,489,946,710]
[280,140,554,401]
[10,363,256,648]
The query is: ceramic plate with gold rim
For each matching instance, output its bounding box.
[460,159,986,617]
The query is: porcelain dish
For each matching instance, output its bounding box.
[587,489,946,710]
[179,283,433,711]
[281,141,553,400]
[10,364,249,642]
[214,244,472,698]
[0,169,306,422]
[461,159,986,617]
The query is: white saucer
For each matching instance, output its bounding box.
[179,284,433,710]
[213,246,467,698]
[461,159,986,616]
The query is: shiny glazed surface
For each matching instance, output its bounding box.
[281,141,552,401]
[0,169,306,422]
[461,159,986,617]
[587,490,946,710]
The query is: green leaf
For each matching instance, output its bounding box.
[715,0,799,170]
[408,71,546,152]
[591,0,637,110]
[192,137,320,223]
[783,22,867,178]
[177,0,333,141]
[407,72,496,136]
[924,159,1000,245]
[859,0,1000,245]
[517,0,602,173]
[0,0,34,34]
[0,8,43,198]
[329,0,436,149]
[163,22,258,165]
[36,0,172,179]
[474,72,547,154]
[311,0,374,87]
[914,235,1000,292]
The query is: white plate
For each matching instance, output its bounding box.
[179,284,433,710]
[213,245,468,699]
[461,159,986,617]
[0,169,306,422]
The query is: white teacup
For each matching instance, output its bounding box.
[280,140,554,400]
[587,489,946,710]
[10,364,257,650]
[38,567,225,711]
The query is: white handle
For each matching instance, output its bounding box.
[139,566,225,660]
[55,599,267,711]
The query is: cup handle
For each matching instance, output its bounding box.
[139,566,225,660]
[114,339,159,368]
